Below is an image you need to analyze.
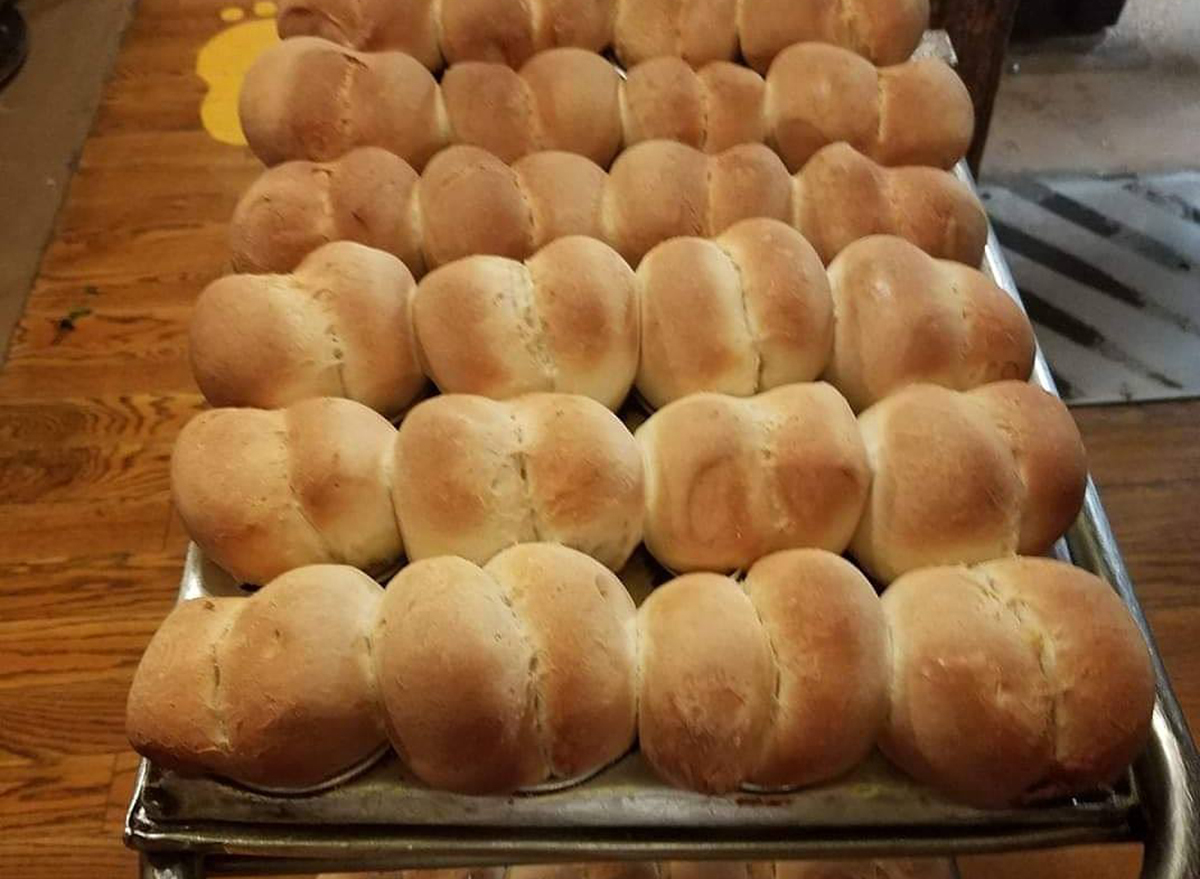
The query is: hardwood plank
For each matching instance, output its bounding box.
[0,393,203,450]
[0,496,176,562]
[960,845,1141,879]
[1076,400,1200,487]
[0,678,139,765]
[0,552,180,622]
[0,441,171,505]
[0,611,162,692]
[0,754,115,836]
[16,222,230,288]
[0,834,137,878]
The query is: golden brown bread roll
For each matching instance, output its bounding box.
[126,565,387,789]
[793,142,988,265]
[738,0,929,70]
[231,142,985,274]
[637,383,870,573]
[239,38,448,168]
[374,544,638,793]
[278,0,927,69]
[171,398,403,585]
[228,146,424,276]
[765,44,972,171]
[190,241,425,416]
[636,218,832,408]
[391,393,644,570]
[824,236,1035,411]
[413,236,639,409]
[638,572,774,792]
[853,382,1088,583]
[637,550,889,792]
[241,40,970,173]
[881,557,1155,807]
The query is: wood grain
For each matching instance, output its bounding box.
[0,0,1194,876]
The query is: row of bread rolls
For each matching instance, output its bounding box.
[241,39,972,173]
[638,381,1086,576]
[320,862,954,879]
[277,0,929,71]
[193,227,1033,417]
[128,546,1154,806]
[229,141,988,276]
[171,381,1085,586]
[171,394,643,584]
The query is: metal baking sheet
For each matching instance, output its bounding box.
[126,187,1166,870]
[124,34,1200,872]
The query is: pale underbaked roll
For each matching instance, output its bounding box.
[637,383,870,573]
[190,241,425,416]
[374,544,637,793]
[853,382,1088,583]
[637,549,889,792]
[278,0,927,69]
[230,142,986,274]
[171,398,402,584]
[126,565,386,789]
[413,236,639,409]
[882,557,1155,807]
[241,40,970,172]
[792,142,988,266]
[391,393,644,570]
[824,236,1035,411]
[636,218,832,409]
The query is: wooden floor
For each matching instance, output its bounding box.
[0,1,1196,876]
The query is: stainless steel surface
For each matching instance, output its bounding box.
[125,166,1200,878]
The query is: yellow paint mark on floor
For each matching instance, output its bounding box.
[197,2,280,146]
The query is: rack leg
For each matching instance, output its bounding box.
[140,852,205,879]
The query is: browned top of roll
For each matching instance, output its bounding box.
[824,235,1035,411]
[373,544,637,793]
[882,557,1153,806]
[240,37,447,167]
[638,383,869,572]
[971,381,1088,554]
[637,572,774,792]
[414,236,638,409]
[192,241,425,416]
[215,565,387,788]
[978,556,1155,797]
[635,218,832,408]
[743,550,889,788]
[171,398,402,584]
[127,565,387,789]
[853,382,1086,583]
[792,142,988,266]
[391,393,643,569]
[126,597,241,776]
